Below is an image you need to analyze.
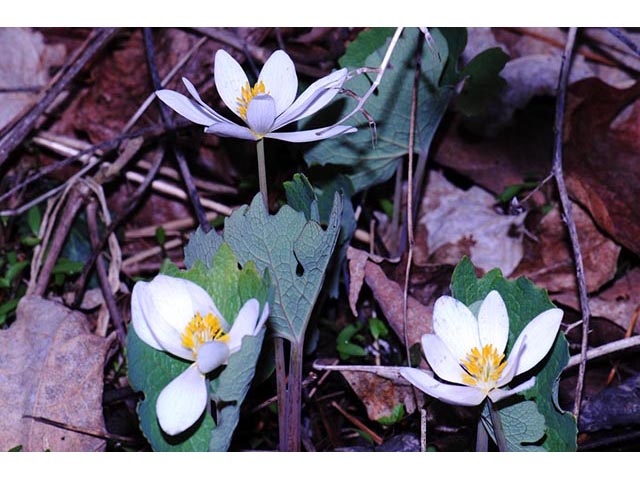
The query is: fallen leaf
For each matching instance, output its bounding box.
[564,78,640,257]
[552,268,640,335]
[0,296,112,452]
[340,370,420,422]
[364,260,432,350]
[420,170,526,277]
[512,203,620,295]
[0,28,66,131]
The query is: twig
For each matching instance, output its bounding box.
[123,36,208,133]
[606,306,639,385]
[565,335,640,369]
[86,201,127,349]
[125,211,218,240]
[550,27,589,419]
[22,415,138,445]
[604,27,640,58]
[320,27,404,135]
[330,401,383,446]
[142,28,211,233]
[0,28,119,168]
[71,149,165,308]
[121,238,183,270]
[32,184,88,296]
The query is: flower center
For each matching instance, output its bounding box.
[181,312,228,356]
[460,344,507,391]
[236,80,267,120]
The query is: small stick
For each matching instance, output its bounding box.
[142,28,211,233]
[565,335,640,369]
[125,211,218,240]
[121,238,183,269]
[22,415,137,445]
[330,400,383,446]
[549,27,589,419]
[86,201,126,349]
[33,185,88,296]
[606,306,639,385]
[604,27,640,58]
[0,28,119,168]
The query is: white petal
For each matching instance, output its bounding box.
[257,50,298,116]
[432,296,481,362]
[134,280,192,360]
[196,341,230,374]
[478,290,509,354]
[156,365,208,436]
[245,95,277,135]
[227,298,260,353]
[421,334,468,385]
[511,308,563,377]
[488,376,537,403]
[155,90,217,126]
[131,282,163,350]
[496,330,527,387]
[205,122,257,140]
[214,49,250,119]
[401,367,487,406]
[274,68,348,129]
[266,125,356,143]
[181,77,234,124]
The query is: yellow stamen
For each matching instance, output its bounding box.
[460,343,507,391]
[236,80,267,120]
[181,312,228,356]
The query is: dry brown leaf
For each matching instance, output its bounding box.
[0,296,112,452]
[564,79,640,257]
[420,171,526,277]
[0,28,66,131]
[512,203,620,294]
[364,260,432,351]
[340,371,421,422]
[553,269,640,335]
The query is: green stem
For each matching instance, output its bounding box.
[256,138,268,209]
[488,399,507,451]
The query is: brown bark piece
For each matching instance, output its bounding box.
[0,296,111,452]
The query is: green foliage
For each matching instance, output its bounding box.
[456,47,509,116]
[224,191,342,344]
[377,404,405,426]
[126,243,271,451]
[304,28,454,193]
[481,401,546,452]
[339,28,397,68]
[369,317,388,340]
[336,323,367,360]
[450,257,577,451]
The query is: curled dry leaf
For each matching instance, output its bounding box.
[552,268,640,335]
[564,78,640,257]
[0,28,66,131]
[0,296,112,452]
[512,203,620,295]
[363,259,432,352]
[420,171,526,277]
[340,370,421,422]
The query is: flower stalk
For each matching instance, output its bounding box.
[488,398,507,451]
[256,138,268,208]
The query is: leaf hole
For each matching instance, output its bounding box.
[296,262,305,277]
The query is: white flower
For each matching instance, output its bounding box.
[131,274,269,435]
[156,49,356,142]
[400,290,563,406]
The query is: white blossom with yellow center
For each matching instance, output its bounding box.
[131,274,269,436]
[401,290,563,406]
[155,49,357,142]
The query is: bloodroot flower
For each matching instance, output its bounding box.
[400,290,562,406]
[131,274,269,435]
[156,49,356,142]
